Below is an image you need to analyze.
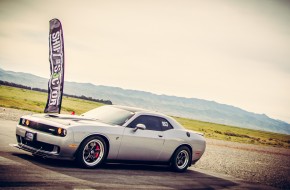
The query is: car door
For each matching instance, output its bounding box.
[117,115,165,161]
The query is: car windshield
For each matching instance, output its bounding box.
[81,106,135,125]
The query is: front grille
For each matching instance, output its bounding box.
[17,135,57,152]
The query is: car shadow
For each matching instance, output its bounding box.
[12,153,240,189]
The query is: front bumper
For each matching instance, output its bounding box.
[10,143,59,158]
[13,124,76,160]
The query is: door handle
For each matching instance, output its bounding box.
[158,135,163,138]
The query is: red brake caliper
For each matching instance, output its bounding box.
[95,144,100,158]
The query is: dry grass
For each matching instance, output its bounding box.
[0,85,103,115]
[174,116,290,148]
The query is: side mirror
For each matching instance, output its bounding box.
[134,123,146,132]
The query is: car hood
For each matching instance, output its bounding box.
[22,114,113,128]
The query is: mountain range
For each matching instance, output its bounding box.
[1,68,289,134]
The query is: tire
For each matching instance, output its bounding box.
[76,136,107,168]
[171,146,191,172]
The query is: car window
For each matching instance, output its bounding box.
[128,115,173,131]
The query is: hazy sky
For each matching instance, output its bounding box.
[0,0,290,123]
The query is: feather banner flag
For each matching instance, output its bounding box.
[44,18,65,113]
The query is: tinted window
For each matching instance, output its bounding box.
[128,115,173,131]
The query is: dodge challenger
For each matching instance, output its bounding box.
[12,105,206,172]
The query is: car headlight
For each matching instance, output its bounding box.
[20,118,30,127]
[57,128,67,137]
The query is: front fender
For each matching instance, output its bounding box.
[71,125,125,160]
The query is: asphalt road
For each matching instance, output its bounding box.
[0,119,277,190]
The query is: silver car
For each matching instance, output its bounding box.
[12,105,206,172]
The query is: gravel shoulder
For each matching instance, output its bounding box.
[1,107,289,189]
[0,107,35,121]
[195,139,290,189]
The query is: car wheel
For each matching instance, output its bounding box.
[171,146,191,172]
[76,136,107,168]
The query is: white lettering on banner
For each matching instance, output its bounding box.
[49,98,57,106]
[52,31,61,53]
[49,30,63,108]
[49,90,58,105]
[51,90,58,98]
[54,64,61,73]
[52,78,60,86]
[52,31,60,41]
